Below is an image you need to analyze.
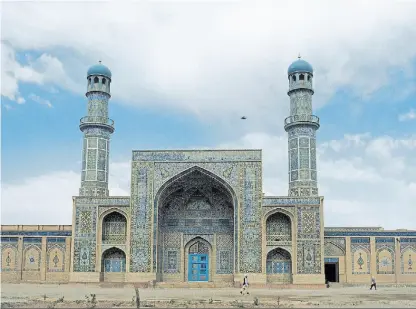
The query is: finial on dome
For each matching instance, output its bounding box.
[99,60,102,64]
[298,53,301,59]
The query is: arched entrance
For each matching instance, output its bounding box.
[266,248,292,284]
[154,167,236,282]
[187,239,210,282]
[101,247,126,273]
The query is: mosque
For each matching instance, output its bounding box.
[1,57,415,286]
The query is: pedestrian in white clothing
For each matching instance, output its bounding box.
[240,274,249,295]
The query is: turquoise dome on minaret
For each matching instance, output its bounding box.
[288,56,313,75]
[87,61,112,79]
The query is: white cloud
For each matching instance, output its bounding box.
[1,1,416,126]
[1,41,78,104]
[1,162,130,225]
[399,109,416,121]
[28,93,53,108]
[219,132,416,230]
[2,133,414,230]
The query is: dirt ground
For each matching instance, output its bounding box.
[1,283,416,308]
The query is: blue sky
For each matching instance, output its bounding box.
[1,1,416,229]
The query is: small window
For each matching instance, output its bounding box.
[94,77,99,83]
[102,78,106,85]
[307,75,311,81]
[88,78,91,85]
[292,75,296,82]
[299,74,305,80]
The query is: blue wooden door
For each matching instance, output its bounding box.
[188,254,209,281]
[103,258,126,272]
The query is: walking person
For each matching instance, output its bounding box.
[240,274,249,295]
[370,276,377,290]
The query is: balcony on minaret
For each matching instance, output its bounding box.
[284,114,320,131]
[79,116,115,133]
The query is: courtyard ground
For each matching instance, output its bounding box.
[1,283,416,308]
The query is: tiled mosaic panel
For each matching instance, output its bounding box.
[239,163,263,273]
[297,241,321,274]
[133,150,261,163]
[262,197,321,206]
[153,162,242,194]
[87,92,109,118]
[73,205,97,272]
[216,234,234,274]
[289,89,313,116]
[400,238,416,274]
[1,238,18,271]
[297,206,321,239]
[351,238,371,274]
[162,233,181,274]
[266,212,292,241]
[296,206,322,274]
[130,162,153,272]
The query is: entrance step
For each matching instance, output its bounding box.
[155,282,234,288]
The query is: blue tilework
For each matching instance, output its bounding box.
[23,237,42,243]
[0,231,72,236]
[375,237,395,243]
[325,231,416,237]
[1,237,18,243]
[325,258,339,263]
[351,237,370,244]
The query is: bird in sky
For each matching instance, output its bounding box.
[241,116,246,120]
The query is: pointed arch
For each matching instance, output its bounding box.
[155,165,237,206]
[266,247,292,284]
[153,165,237,280]
[101,247,126,273]
[184,237,213,282]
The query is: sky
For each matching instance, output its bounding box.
[1,1,416,229]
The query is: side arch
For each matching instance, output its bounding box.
[23,244,42,271]
[101,247,126,273]
[46,244,65,272]
[376,246,395,274]
[266,247,292,284]
[263,208,296,275]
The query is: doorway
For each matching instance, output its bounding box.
[324,262,339,283]
[188,254,209,282]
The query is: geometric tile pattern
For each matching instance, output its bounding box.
[296,206,322,274]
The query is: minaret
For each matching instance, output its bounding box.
[284,55,320,197]
[79,61,114,197]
